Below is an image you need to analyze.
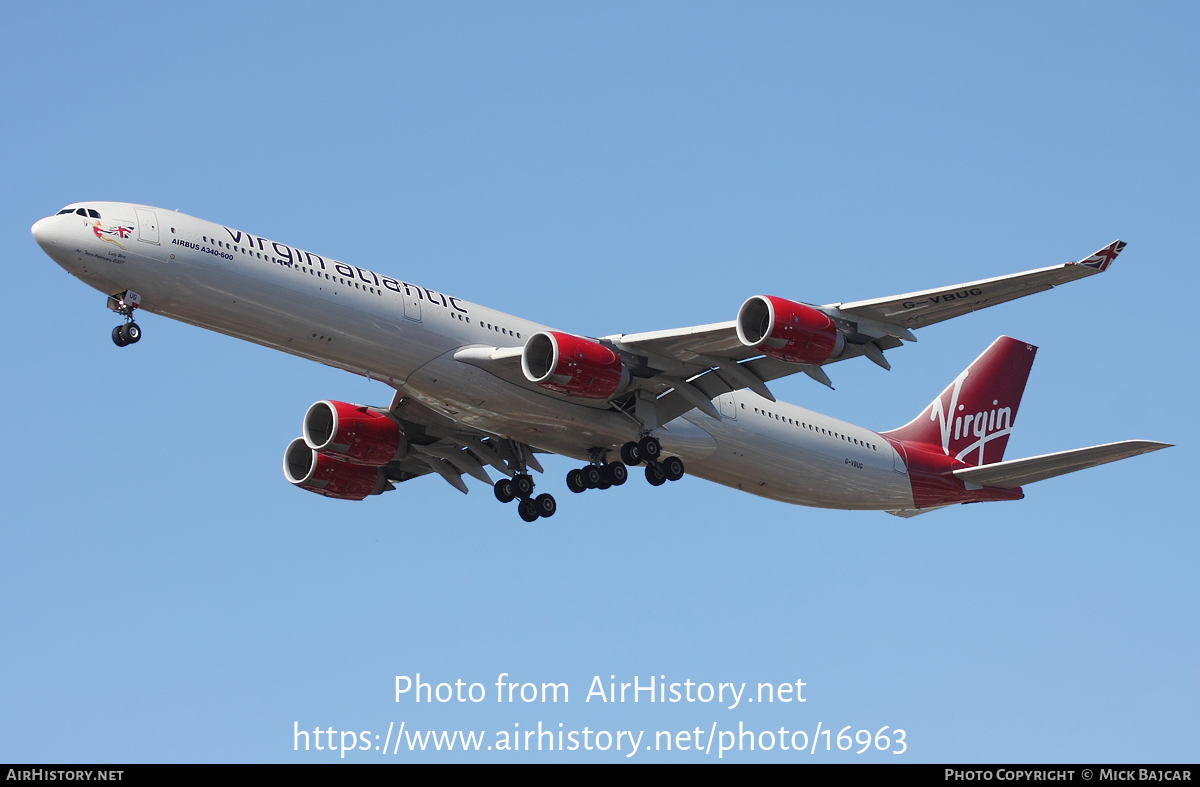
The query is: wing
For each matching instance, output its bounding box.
[382,389,547,494]
[831,240,1126,330]
[458,241,1126,428]
[601,240,1126,422]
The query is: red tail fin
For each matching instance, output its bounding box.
[881,336,1037,466]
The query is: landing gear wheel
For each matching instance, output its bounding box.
[566,469,587,494]
[494,478,516,503]
[112,325,129,347]
[513,473,535,498]
[645,463,667,486]
[518,499,540,522]
[638,436,662,462]
[580,466,603,489]
[662,455,685,482]
[122,322,141,344]
[534,493,557,518]
[620,441,643,466]
[597,479,612,490]
[604,462,628,486]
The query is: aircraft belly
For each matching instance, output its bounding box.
[681,415,914,509]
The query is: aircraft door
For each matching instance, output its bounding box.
[134,208,160,245]
[718,391,737,420]
[402,287,421,322]
[891,442,909,475]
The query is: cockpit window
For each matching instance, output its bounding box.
[57,207,102,218]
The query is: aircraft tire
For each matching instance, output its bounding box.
[494,478,516,503]
[581,466,603,488]
[534,493,556,518]
[518,499,540,522]
[566,469,587,494]
[663,456,685,482]
[645,463,666,487]
[112,326,129,347]
[513,474,535,498]
[124,323,141,344]
[620,441,642,465]
[638,436,662,462]
[605,461,628,485]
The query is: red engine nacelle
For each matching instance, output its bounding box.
[735,295,845,365]
[302,400,406,467]
[283,438,390,500]
[521,331,630,400]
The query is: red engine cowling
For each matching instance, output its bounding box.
[521,331,630,400]
[736,295,845,365]
[283,438,390,500]
[302,400,406,467]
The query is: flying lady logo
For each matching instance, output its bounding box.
[927,369,1014,465]
[90,220,134,250]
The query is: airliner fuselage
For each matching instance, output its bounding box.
[31,201,1164,518]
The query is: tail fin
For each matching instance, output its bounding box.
[881,336,1037,466]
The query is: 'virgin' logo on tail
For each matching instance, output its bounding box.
[927,369,1014,465]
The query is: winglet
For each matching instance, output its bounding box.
[1072,240,1126,272]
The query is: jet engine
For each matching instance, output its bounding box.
[302,400,407,467]
[736,295,845,365]
[283,438,391,500]
[521,331,630,400]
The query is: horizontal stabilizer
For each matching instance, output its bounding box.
[952,440,1170,489]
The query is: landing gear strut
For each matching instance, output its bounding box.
[108,291,142,347]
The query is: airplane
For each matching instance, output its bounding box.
[31,202,1170,521]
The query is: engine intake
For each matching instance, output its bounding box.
[736,295,844,365]
[283,438,390,500]
[302,400,406,467]
[521,331,630,400]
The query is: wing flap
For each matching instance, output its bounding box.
[951,439,1170,488]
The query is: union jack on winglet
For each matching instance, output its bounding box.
[1074,240,1125,272]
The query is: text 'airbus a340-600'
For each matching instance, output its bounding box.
[32,203,1169,521]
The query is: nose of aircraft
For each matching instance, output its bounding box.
[31,216,56,249]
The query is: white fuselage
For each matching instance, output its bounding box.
[32,202,916,510]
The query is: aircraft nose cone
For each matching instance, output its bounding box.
[31,217,55,248]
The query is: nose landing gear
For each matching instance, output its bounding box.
[107,290,142,347]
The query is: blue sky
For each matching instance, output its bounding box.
[1,1,1195,762]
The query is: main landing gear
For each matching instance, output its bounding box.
[492,452,556,523]
[108,290,142,347]
[565,458,628,494]
[618,435,686,487]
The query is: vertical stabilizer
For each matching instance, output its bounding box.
[881,336,1037,466]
